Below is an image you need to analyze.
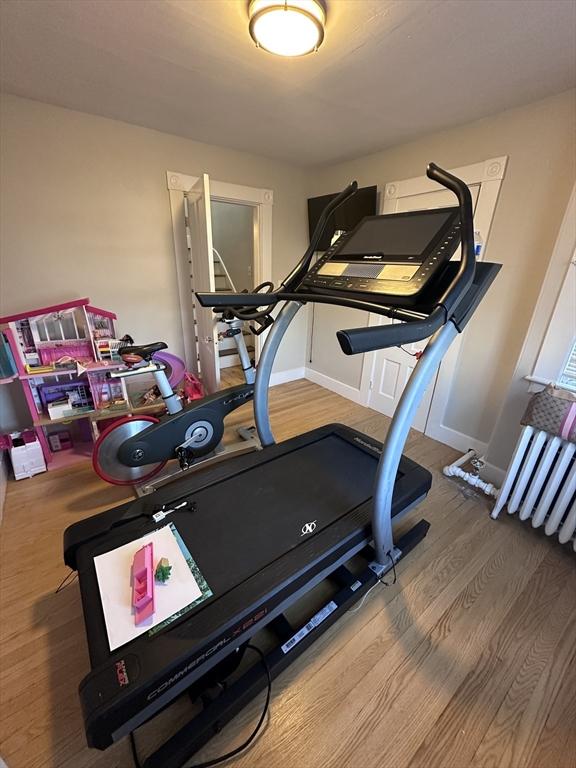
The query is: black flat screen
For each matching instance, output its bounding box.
[308,186,377,251]
[338,209,455,258]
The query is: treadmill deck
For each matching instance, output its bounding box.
[64,423,431,748]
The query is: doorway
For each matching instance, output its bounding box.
[167,172,273,394]
[365,184,481,432]
[361,157,507,445]
[211,200,256,384]
[306,156,507,448]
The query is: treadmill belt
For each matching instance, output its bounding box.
[168,433,379,599]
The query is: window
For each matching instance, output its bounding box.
[524,185,575,395]
[559,340,576,392]
[529,247,575,391]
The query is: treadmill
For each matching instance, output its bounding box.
[63,163,501,768]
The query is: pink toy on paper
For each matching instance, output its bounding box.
[131,543,155,625]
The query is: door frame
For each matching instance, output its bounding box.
[358,156,508,451]
[167,171,273,374]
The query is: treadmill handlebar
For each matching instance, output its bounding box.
[337,306,446,355]
[335,163,477,355]
[426,162,476,316]
[196,291,279,309]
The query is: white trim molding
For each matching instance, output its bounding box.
[269,367,306,387]
[305,367,368,406]
[534,258,575,384]
[427,424,489,459]
[167,171,274,205]
[383,156,507,201]
[509,183,576,396]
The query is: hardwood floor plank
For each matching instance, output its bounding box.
[407,548,576,768]
[313,528,549,768]
[471,570,576,768]
[527,645,576,768]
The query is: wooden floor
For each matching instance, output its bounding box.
[1,377,575,768]
[220,364,247,388]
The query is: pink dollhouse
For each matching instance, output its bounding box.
[0,298,165,475]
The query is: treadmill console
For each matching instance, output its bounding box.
[300,207,461,298]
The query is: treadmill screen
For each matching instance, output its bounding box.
[337,209,455,258]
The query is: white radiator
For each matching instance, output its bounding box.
[492,425,576,551]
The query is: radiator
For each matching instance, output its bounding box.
[491,425,576,551]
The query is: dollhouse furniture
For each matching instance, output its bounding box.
[131,543,155,625]
[0,431,47,480]
[0,298,168,476]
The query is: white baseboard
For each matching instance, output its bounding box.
[303,367,499,474]
[305,367,368,406]
[424,422,488,457]
[269,367,306,387]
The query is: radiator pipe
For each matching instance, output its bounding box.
[443,450,499,498]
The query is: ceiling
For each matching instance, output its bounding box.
[1,0,575,167]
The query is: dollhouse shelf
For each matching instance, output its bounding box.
[0,297,171,476]
[18,363,124,380]
[33,402,165,427]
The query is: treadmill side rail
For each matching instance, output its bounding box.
[253,300,302,447]
[372,320,459,564]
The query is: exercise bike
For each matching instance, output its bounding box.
[92,308,269,493]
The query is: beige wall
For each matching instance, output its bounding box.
[486,184,575,474]
[307,90,576,468]
[0,94,309,428]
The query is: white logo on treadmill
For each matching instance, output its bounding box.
[301,520,317,536]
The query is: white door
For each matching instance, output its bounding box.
[367,185,480,430]
[186,174,220,393]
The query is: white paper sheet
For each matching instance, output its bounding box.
[94,525,202,651]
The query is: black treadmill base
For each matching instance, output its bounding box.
[137,519,430,768]
[67,423,431,750]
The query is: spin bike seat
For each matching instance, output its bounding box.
[120,341,167,362]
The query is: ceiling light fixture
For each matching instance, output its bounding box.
[248,0,325,57]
